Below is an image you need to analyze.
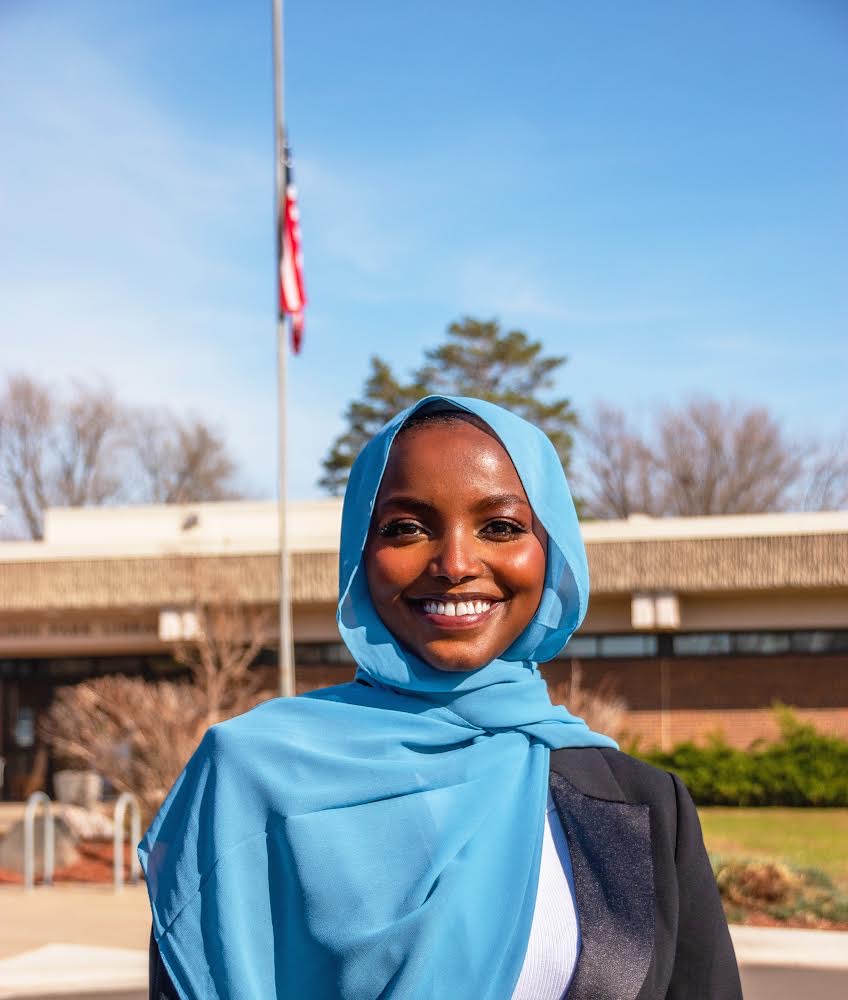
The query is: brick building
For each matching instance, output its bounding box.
[1,501,846,798]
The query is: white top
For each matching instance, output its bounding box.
[512,793,580,1000]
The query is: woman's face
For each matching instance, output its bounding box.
[364,419,547,672]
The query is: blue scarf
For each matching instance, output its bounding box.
[139,395,616,999]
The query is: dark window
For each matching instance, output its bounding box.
[818,631,848,654]
[561,636,599,658]
[558,630,848,660]
[733,632,792,655]
[295,643,355,665]
[557,634,657,659]
[791,631,833,654]
[599,634,658,658]
[673,630,848,657]
[673,633,732,656]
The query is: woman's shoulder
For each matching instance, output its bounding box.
[600,746,680,794]
[550,744,684,808]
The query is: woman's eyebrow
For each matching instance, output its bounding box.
[471,493,531,512]
[376,493,529,514]
[376,495,435,515]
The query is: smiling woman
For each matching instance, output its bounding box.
[142,396,741,1000]
[366,412,548,672]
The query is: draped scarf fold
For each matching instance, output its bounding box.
[139,394,616,999]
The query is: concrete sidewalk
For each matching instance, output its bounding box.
[0,945,146,998]
[0,886,149,998]
[0,885,150,961]
[730,924,848,970]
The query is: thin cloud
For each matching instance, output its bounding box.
[0,25,267,296]
[452,253,682,327]
[0,23,281,496]
[298,158,407,279]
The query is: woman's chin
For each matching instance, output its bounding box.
[419,644,492,673]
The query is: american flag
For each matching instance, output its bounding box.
[279,146,307,353]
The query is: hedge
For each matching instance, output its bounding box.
[634,707,848,806]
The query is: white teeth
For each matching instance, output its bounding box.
[421,599,493,617]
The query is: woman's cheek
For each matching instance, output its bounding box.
[371,543,423,591]
[499,539,546,592]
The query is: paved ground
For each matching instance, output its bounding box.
[730,924,848,969]
[0,886,846,998]
[4,952,846,1000]
[12,981,848,1000]
[733,925,848,1000]
[740,965,848,1000]
[0,885,149,960]
[12,994,140,1000]
[0,944,146,999]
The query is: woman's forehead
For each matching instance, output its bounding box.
[378,419,528,500]
[397,408,497,439]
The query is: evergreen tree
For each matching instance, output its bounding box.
[318,317,577,494]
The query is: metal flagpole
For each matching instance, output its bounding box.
[273,0,295,698]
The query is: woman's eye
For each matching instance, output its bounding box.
[482,519,526,539]
[378,520,425,539]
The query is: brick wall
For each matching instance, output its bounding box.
[540,654,848,749]
[291,654,848,750]
[621,707,848,749]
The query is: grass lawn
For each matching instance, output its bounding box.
[698,808,848,891]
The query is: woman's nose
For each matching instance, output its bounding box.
[428,529,483,583]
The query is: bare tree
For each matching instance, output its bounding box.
[41,594,275,817]
[125,408,239,504]
[577,398,811,518]
[55,379,123,507]
[170,598,274,727]
[0,372,243,538]
[0,375,122,538]
[0,374,53,538]
[548,663,627,741]
[799,433,848,511]
[576,403,661,518]
[656,399,802,516]
[41,676,201,818]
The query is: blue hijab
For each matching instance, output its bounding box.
[139,395,616,1000]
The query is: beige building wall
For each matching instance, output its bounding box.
[0,501,846,761]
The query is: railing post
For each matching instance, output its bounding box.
[23,791,54,891]
[113,792,141,892]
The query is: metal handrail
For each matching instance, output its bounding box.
[113,791,141,892]
[23,791,54,891]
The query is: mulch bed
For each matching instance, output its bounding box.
[0,840,138,885]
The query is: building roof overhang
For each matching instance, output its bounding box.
[1,534,847,612]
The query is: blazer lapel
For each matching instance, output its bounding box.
[549,749,655,1000]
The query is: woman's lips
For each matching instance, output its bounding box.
[407,598,503,630]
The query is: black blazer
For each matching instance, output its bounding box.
[149,748,742,999]
[547,747,741,999]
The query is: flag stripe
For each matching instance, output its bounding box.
[279,152,307,352]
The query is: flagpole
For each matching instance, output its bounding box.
[273,0,295,698]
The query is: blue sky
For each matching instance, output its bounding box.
[1,0,846,499]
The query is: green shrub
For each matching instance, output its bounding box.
[636,707,848,806]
